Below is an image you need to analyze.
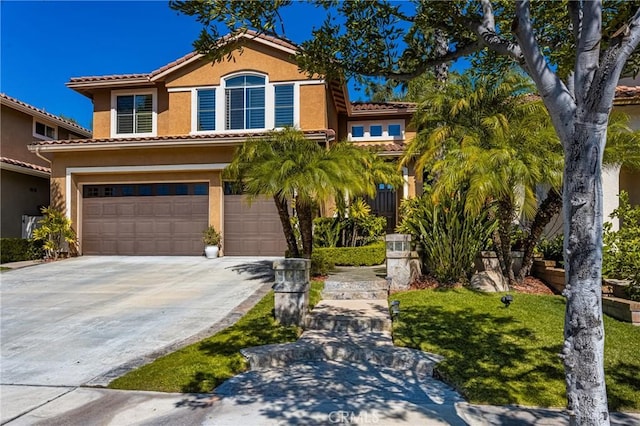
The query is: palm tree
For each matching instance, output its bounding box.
[225,128,400,258]
[402,71,564,284]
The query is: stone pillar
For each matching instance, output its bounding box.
[386,234,420,291]
[272,258,310,326]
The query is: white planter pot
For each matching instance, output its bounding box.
[204,245,219,259]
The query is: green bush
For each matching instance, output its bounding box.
[313,199,386,248]
[310,250,335,276]
[32,207,77,260]
[313,241,385,268]
[0,238,44,264]
[603,192,640,300]
[537,234,564,263]
[397,190,497,284]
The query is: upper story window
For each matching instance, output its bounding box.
[111,89,157,137]
[370,125,383,137]
[186,75,301,134]
[33,120,56,139]
[197,89,216,131]
[274,84,294,127]
[225,75,265,130]
[348,121,405,141]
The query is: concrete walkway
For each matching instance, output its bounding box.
[3,264,639,425]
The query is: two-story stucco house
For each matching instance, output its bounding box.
[1,94,91,238]
[28,31,421,256]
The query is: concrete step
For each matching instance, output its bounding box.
[304,299,391,332]
[323,279,389,292]
[322,290,389,300]
[304,311,391,332]
[241,336,442,375]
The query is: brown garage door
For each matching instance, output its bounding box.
[224,195,287,256]
[82,183,208,255]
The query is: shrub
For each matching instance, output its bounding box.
[310,250,334,276]
[313,199,386,248]
[313,241,385,268]
[0,238,44,263]
[537,234,564,263]
[603,191,640,283]
[32,207,77,260]
[397,190,497,284]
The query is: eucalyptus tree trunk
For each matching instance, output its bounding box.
[561,121,609,426]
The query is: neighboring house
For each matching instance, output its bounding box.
[28,31,421,256]
[1,94,91,238]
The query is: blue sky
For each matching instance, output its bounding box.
[1,1,464,131]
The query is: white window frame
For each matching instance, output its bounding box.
[110,88,158,138]
[33,119,57,140]
[348,120,405,142]
[181,75,307,134]
[190,86,218,134]
[220,72,270,132]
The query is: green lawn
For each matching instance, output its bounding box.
[391,288,640,411]
[109,280,324,393]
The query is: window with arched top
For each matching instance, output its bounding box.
[188,74,300,134]
[225,75,266,130]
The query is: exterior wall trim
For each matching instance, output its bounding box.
[64,163,228,219]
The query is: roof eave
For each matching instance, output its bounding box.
[0,96,92,137]
[0,161,50,178]
[28,131,335,153]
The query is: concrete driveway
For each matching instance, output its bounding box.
[0,256,277,423]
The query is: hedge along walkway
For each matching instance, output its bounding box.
[391,288,640,411]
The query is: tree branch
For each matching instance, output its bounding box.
[568,1,582,44]
[463,1,522,63]
[574,0,602,104]
[514,0,575,144]
[592,6,640,113]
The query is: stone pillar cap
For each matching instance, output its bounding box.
[273,258,311,270]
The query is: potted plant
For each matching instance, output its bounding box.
[203,225,221,258]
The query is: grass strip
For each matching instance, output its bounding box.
[391,288,640,411]
[110,280,323,393]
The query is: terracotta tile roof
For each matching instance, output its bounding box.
[1,156,51,174]
[29,129,336,148]
[0,93,92,135]
[68,30,298,85]
[354,142,406,154]
[351,101,417,113]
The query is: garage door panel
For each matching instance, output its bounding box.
[224,195,287,256]
[83,189,208,256]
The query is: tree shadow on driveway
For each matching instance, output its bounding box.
[228,260,275,283]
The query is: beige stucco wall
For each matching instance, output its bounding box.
[1,105,51,167]
[88,42,330,138]
[165,43,306,88]
[300,84,328,130]
[49,145,236,253]
[1,170,50,238]
[92,89,112,139]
